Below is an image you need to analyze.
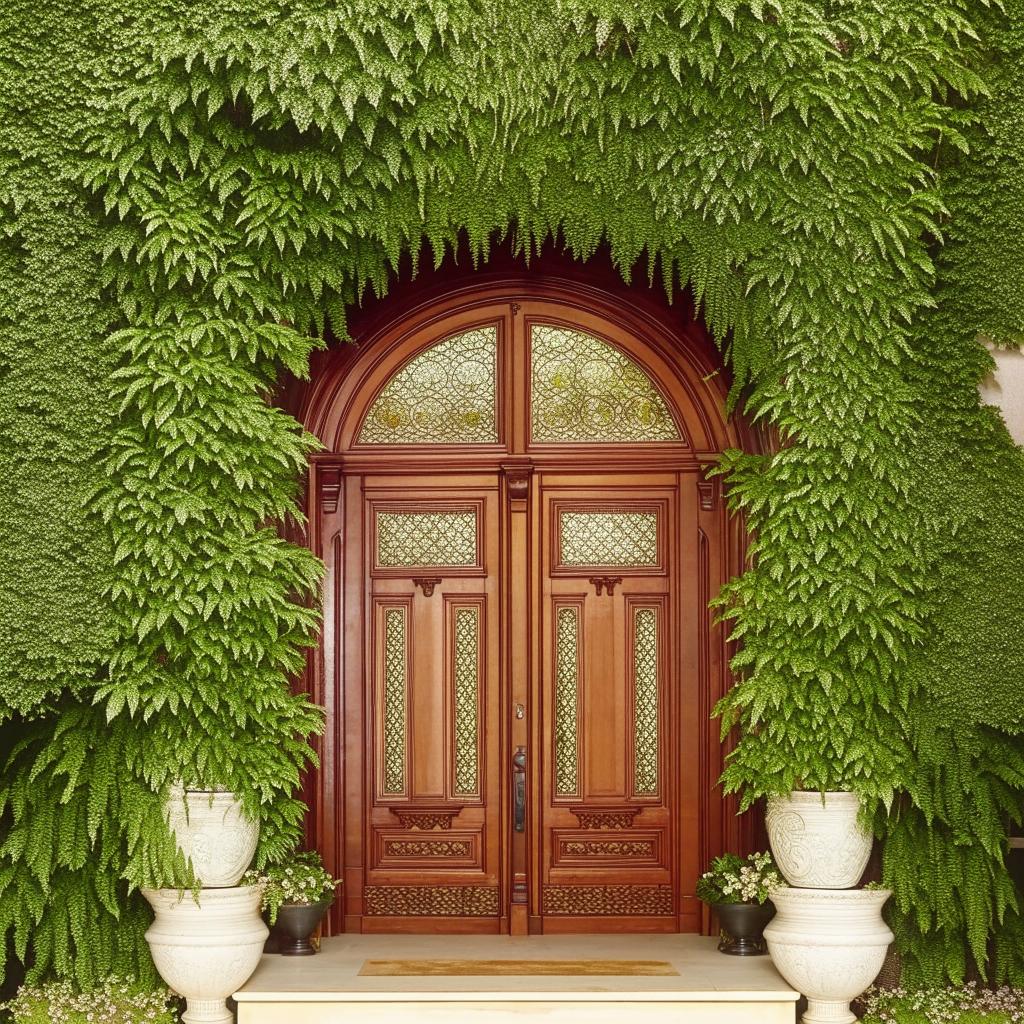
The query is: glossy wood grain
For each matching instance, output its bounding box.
[299,273,763,936]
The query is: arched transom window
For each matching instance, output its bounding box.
[358,321,681,446]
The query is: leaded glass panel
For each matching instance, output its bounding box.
[360,326,498,444]
[531,324,680,443]
[452,607,480,796]
[559,510,659,567]
[554,606,580,796]
[382,607,407,794]
[377,510,477,567]
[633,608,659,796]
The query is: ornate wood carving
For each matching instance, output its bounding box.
[365,886,499,916]
[505,468,530,501]
[390,807,458,831]
[383,839,472,858]
[588,575,623,596]
[306,274,767,937]
[319,465,342,513]
[562,839,656,857]
[541,885,673,916]
[697,477,719,511]
[570,806,641,829]
[412,577,442,596]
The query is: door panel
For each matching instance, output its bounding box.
[361,480,503,931]
[536,477,679,931]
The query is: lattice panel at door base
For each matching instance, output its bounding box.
[364,885,499,916]
[542,885,674,916]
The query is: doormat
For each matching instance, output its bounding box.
[359,959,679,976]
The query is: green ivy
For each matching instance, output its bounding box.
[1,0,1023,990]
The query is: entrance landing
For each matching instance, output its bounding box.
[234,934,798,1023]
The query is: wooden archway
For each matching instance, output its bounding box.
[289,260,760,936]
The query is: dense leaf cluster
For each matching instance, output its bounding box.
[1,0,1023,991]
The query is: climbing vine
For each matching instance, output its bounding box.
[1,0,1023,992]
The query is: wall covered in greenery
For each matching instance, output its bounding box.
[1,0,1022,991]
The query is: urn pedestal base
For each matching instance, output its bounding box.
[764,887,892,1024]
[143,885,268,1024]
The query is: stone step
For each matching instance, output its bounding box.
[234,934,798,1024]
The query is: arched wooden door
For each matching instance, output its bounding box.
[303,280,751,935]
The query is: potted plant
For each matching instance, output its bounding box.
[164,779,259,888]
[765,790,872,889]
[244,850,340,956]
[696,851,781,955]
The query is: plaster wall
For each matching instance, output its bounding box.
[979,345,1024,446]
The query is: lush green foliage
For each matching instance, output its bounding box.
[1,0,1023,993]
[695,852,780,905]
[860,984,1024,1024]
[244,850,339,924]
[2,976,180,1024]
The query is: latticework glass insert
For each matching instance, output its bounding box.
[531,324,680,443]
[554,606,580,797]
[559,510,659,567]
[633,608,659,796]
[377,510,477,567]
[359,326,498,444]
[452,607,480,796]
[382,608,407,795]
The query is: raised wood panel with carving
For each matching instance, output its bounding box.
[537,478,679,930]
[361,480,502,931]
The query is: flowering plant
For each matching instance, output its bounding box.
[695,851,781,905]
[2,976,180,1024]
[860,982,1024,1023]
[243,850,340,925]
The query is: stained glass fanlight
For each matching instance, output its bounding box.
[531,324,681,443]
[359,326,498,444]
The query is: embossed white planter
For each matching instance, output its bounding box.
[766,791,872,888]
[143,885,268,1024]
[764,887,892,1024]
[165,787,259,887]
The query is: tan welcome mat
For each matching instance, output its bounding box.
[359,959,679,976]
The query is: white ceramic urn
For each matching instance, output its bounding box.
[143,885,268,1024]
[764,887,893,1024]
[164,786,259,887]
[766,791,872,888]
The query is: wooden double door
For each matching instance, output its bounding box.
[314,292,731,934]
[335,464,699,933]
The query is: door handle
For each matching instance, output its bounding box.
[512,746,527,833]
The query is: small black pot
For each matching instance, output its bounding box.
[715,900,775,956]
[273,899,333,956]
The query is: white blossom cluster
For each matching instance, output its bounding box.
[243,850,339,924]
[696,850,782,905]
[2,976,178,1024]
[861,982,1024,1023]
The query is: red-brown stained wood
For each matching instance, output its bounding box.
[294,273,763,936]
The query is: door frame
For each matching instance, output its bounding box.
[292,275,763,936]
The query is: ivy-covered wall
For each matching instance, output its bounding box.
[1,0,1023,992]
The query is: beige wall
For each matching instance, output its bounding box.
[979,344,1024,446]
